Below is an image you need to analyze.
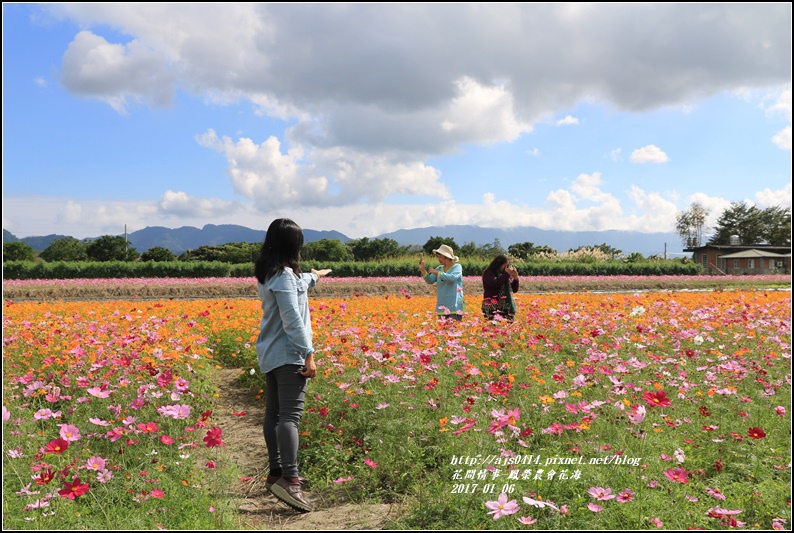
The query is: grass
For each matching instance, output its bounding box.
[2,277,791,530]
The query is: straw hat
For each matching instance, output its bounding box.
[432,244,459,262]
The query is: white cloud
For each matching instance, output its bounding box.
[555,115,579,126]
[754,183,793,208]
[630,145,670,164]
[61,31,176,113]
[772,126,791,150]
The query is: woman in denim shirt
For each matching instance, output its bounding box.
[254,218,331,512]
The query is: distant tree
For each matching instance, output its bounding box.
[40,237,88,262]
[179,242,259,263]
[422,236,459,256]
[708,202,790,246]
[458,241,479,258]
[508,242,557,259]
[347,237,404,261]
[86,235,140,262]
[758,205,791,246]
[302,239,350,262]
[141,246,177,262]
[624,252,646,263]
[3,241,36,262]
[570,243,623,259]
[675,202,710,248]
[478,238,505,258]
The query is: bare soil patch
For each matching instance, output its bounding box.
[211,367,405,530]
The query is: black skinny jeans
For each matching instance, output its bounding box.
[263,364,307,478]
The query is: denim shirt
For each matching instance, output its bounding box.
[256,268,317,374]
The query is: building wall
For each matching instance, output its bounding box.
[695,246,791,274]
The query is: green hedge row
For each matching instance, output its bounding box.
[0,259,702,280]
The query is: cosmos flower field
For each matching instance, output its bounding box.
[2,284,791,529]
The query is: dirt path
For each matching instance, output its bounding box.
[211,367,405,530]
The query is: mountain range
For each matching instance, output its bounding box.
[4,224,686,257]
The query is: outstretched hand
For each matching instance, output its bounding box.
[311,268,333,278]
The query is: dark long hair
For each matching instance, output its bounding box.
[483,254,509,276]
[254,218,304,284]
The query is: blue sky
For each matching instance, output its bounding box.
[3,4,791,253]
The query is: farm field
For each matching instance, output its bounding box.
[2,280,791,530]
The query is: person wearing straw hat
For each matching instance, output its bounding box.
[418,244,465,320]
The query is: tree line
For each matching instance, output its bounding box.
[4,233,631,264]
[676,201,790,248]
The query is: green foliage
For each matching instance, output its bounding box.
[422,236,459,256]
[140,246,177,262]
[2,261,236,280]
[40,237,88,262]
[676,201,710,248]
[178,242,259,263]
[709,202,792,246]
[346,237,406,261]
[3,241,35,262]
[302,238,351,261]
[86,235,139,262]
[569,243,623,259]
[2,257,706,280]
[507,241,555,260]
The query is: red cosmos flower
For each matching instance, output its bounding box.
[200,410,212,422]
[203,427,225,448]
[33,469,55,486]
[137,422,159,433]
[663,467,690,484]
[643,390,672,408]
[747,427,766,440]
[58,477,90,499]
[44,438,69,455]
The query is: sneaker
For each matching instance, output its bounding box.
[270,477,313,512]
[265,475,307,491]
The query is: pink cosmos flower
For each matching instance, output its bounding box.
[2,405,9,422]
[87,387,111,398]
[587,503,603,513]
[706,487,726,500]
[364,457,379,468]
[517,516,537,525]
[617,489,635,503]
[34,409,53,421]
[627,405,646,424]
[774,406,786,417]
[651,517,664,528]
[151,489,165,499]
[588,487,616,501]
[334,476,354,484]
[160,435,175,445]
[663,467,690,484]
[486,493,520,520]
[84,456,106,471]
